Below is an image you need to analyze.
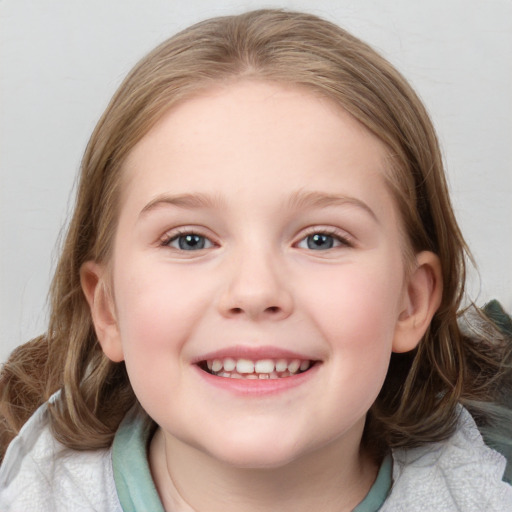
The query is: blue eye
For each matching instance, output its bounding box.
[306,233,335,250]
[168,233,213,251]
[297,232,348,251]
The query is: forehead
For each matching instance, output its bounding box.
[119,80,394,220]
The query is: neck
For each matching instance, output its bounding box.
[149,424,379,512]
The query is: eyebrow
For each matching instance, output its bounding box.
[139,192,224,217]
[286,190,379,223]
[139,190,378,222]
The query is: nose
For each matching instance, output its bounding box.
[217,248,294,321]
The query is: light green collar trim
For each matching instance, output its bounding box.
[112,406,164,512]
[353,453,392,512]
[112,408,391,512]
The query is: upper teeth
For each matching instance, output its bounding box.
[206,358,311,375]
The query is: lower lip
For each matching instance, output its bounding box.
[193,364,320,396]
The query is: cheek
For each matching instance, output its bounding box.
[113,256,210,342]
[111,271,204,418]
[295,259,404,397]
[111,258,213,392]
[299,260,403,342]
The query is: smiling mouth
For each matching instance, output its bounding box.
[198,357,317,380]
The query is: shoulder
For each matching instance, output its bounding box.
[382,407,512,511]
[0,400,122,512]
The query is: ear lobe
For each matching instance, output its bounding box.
[80,261,124,362]
[393,251,443,353]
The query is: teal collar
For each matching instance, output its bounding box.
[112,408,391,512]
[353,453,392,511]
[112,406,164,512]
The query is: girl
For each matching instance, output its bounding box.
[1,9,511,511]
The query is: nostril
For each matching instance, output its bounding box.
[266,306,280,313]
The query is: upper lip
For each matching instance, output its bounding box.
[191,345,320,364]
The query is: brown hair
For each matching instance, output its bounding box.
[1,9,510,460]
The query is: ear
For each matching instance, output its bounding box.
[392,251,443,353]
[80,261,125,362]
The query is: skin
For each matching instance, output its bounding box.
[82,81,442,511]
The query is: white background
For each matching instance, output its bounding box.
[1,0,511,363]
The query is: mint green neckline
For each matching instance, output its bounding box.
[112,408,391,512]
[112,406,165,512]
[353,453,392,511]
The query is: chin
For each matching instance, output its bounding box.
[202,431,312,470]
[215,448,300,470]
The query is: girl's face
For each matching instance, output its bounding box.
[93,81,423,469]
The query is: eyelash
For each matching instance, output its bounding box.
[160,228,216,251]
[295,227,354,250]
[160,227,353,252]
